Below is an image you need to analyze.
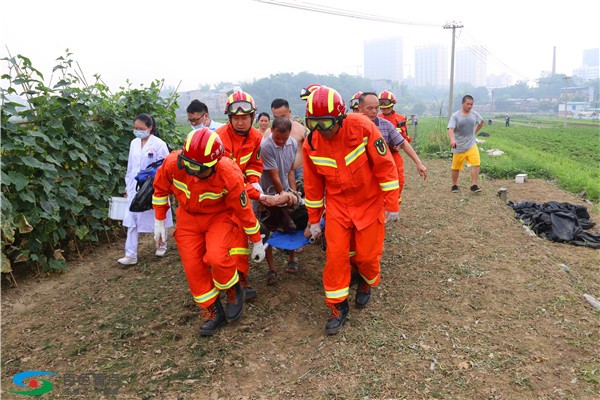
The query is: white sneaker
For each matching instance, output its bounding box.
[155,248,167,257]
[117,256,138,265]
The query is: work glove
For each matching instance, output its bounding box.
[385,211,399,223]
[251,182,264,194]
[309,223,322,240]
[154,219,167,247]
[250,240,266,263]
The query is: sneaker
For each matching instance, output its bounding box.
[117,256,137,265]
[155,248,167,257]
[451,185,459,193]
[470,185,482,193]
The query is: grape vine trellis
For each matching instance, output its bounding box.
[1,51,180,280]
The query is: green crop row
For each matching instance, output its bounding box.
[1,52,181,274]
[412,117,600,202]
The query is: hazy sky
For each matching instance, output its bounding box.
[1,0,597,92]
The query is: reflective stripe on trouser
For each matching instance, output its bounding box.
[392,152,405,206]
[231,224,250,276]
[173,208,239,309]
[323,214,385,306]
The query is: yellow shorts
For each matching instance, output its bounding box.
[451,144,480,170]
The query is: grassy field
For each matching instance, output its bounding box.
[411,116,600,203]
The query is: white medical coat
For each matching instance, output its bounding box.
[123,135,173,232]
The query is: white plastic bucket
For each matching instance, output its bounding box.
[108,197,128,220]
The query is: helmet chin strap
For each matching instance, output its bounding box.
[233,128,250,136]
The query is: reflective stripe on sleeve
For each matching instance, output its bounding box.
[152,195,168,206]
[305,198,324,208]
[379,180,400,191]
[243,220,260,235]
[245,169,262,178]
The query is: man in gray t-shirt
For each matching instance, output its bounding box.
[447,95,485,193]
[259,117,302,282]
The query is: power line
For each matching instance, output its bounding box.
[253,0,440,27]
[460,30,531,81]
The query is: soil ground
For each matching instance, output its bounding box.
[2,157,599,399]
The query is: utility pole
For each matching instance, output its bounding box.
[563,76,570,127]
[444,21,463,120]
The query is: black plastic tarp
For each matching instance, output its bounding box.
[509,201,600,249]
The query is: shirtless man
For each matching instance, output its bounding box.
[265,99,309,187]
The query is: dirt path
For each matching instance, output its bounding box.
[2,158,599,399]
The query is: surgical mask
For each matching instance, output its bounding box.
[191,124,205,130]
[133,129,150,139]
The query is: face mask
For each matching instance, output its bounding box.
[133,129,150,139]
[191,124,205,130]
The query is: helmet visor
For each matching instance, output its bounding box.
[349,98,360,109]
[177,153,210,176]
[227,101,255,115]
[379,99,394,108]
[305,117,337,133]
[300,88,311,99]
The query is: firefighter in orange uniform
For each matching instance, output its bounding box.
[152,128,266,336]
[303,86,400,335]
[216,90,293,298]
[378,90,414,206]
[378,90,411,143]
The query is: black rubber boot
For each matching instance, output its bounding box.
[199,298,226,336]
[239,272,257,301]
[355,275,372,309]
[325,299,349,335]
[225,282,245,322]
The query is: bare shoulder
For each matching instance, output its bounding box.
[290,121,308,142]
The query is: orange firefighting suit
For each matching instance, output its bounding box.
[379,110,411,143]
[152,151,262,309]
[303,113,400,306]
[379,111,410,206]
[216,124,264,276]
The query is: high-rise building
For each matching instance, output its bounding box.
[456,46,487,87]
[582,48,599,67]
[364,37,404,82]
[415,44,448,87]
[573,48,599,80]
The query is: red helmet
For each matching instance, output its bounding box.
[300,84,322,100]
[349,91,363,110]
[378,90,397,109]
[225,90,256,115]
[305,86,346,118]
[178,128,224,175]
[305,86,346,133]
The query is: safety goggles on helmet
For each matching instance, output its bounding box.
[226,101,255,115]
[349,98,360,109]
[305,116,340,133]
[300,87,312,100]
[177,152,211,176]
[379,99,394,108]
